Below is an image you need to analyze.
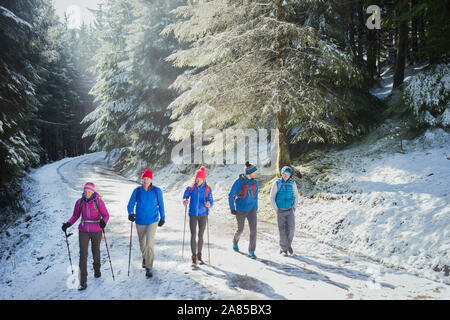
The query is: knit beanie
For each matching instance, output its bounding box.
[195,166,206,180]
[141,169,153,179]
[281,166,293,176]
[244,161,257,175]
[84,182,95,193]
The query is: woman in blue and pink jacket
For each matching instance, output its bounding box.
[62,182,109,290]
[182,166,213,266]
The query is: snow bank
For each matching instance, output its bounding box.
[402,63,450,128]
[292,123,450,283]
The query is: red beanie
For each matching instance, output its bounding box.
[141,169,153,179]
[195,166,206,180]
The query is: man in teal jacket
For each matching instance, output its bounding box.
[270,166,299,256]
[127,169,165,278]
[228,161,259,259]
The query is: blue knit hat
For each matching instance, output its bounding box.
[245,161,257,175]
[281,166,292,176]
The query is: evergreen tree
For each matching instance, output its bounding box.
[82,0,135,155]
[163,0,365,172]
[33,1,86,162]
[83,0,184,172]
[0,1,42,216]
[114,0,184,172]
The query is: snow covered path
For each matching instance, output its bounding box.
[0,152,448,300]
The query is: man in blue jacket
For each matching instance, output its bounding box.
[127,169,165,278]
[228,161,259,259]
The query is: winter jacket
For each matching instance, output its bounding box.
[68,192,110,233]
[183,182,213,216]
[228,174,259,213]
[270,178,299,211]
[127,185,165,225]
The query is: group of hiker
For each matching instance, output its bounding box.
[61,162,299,291]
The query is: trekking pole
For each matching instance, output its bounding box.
[182,202,187,259]
[207,210,211,265]
[128,221,133,277]
[102,229,115,281]
[64,231,74,274]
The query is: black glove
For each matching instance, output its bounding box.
[231,209,237,215]
[99,219,106,229]
[158,220,165,227]
[62,222,70,232]
[128,214,135,222]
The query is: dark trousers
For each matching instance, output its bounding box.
[277,208,295,251]
[233,209,257,252]
[189,215,208,256]
[78,231,102,286]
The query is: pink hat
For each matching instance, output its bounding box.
[195,166,206,180]
[84,182,95,193]
[141,169,153,179]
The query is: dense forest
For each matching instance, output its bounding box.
[0,0,448,224]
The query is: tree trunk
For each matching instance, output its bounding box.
[356,1,364,67]
[274,0,291,177]
[276,111,291,177]
[393,5,408,89]
[367,29,377,79]
[410,0,419,64]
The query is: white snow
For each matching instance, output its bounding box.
[402,63,450,127]
[0,6,33,29]
[0,137,449,299]
[293,123,450,284]
[370,63,429,101]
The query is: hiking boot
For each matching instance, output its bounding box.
[280,249,288,257]
[233,243,239,252]
[249,251,257,259]
[191,255,198,268]
[94,270,101,278]
[145,268,153,278]
[78,283,87,291]
[288,247,294,255]
[197,253,205,265]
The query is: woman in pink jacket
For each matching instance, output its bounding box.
[62,182,109,290]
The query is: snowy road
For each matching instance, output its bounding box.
[0,152,448,300]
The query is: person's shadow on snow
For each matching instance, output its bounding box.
[257,256,351,291]
[197,264,287,300]
[288,255,395,290]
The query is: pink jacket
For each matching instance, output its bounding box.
[67,192,110,233]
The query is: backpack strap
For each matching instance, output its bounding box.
[251,179,255,198]
[235,174,255,199]
[189,185,197,196]
[236,175,247,199]
[152,187,160,208]
[136,186,141,201]
[137,185,159,208]
[78,197,101,225]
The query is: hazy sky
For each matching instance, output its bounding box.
[52,0,101,28]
